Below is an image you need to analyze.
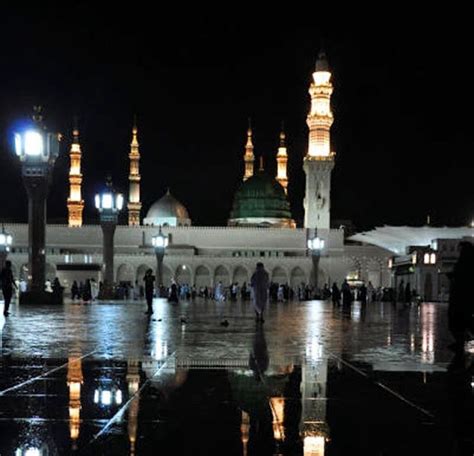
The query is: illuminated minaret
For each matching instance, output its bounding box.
[303,49,335,230]
[127,119,142,226]
[243,118,254,180]
[276,123,288,194]
[67,120,84,227]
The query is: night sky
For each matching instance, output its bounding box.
[0,7,472,229]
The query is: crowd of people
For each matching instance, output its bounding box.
[2,255,473,351]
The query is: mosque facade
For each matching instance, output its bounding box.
[3,51,393,293]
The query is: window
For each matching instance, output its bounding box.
[430,253,436,264]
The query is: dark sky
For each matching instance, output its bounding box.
[0,7,472,229]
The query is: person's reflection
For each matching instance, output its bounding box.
[446,351,474,455]
[249,324,269,376]
[283,366,303,453]
[246,324,275,456]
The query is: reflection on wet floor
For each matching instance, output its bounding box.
[0,299,473,454]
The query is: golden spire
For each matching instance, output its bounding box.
[67,117,84,227]
[128,116,142,226]
[276,121,288,194]
[306,49,334,158]
[244,117,254,180]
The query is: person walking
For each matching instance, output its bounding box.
[143,269,155,315]
[251,262,269,323]
[331,282,341,306]
[168,279,179,303]
[0,261,17,317]
[71,280,79,300]
[359,282,367,305]
[341,279,352,307]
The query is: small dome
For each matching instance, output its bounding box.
[229,172,295,228]
[144,190,191,227]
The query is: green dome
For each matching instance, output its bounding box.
[229,172,295,227]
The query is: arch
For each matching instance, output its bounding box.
[137,264,152,282]
[232,266,248,285]
[195,265,211,288]
[116,264,134,283]
[45,263,56,281]
[161,264,172,287]
[272,266,288,285]
[214,265,230,287]
[345,257,361,281]
[290,266,306,288]
[367,259,382,287]
[175,264,191,285]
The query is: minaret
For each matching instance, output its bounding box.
[128,119,142,226]
[303,49,335,230]
[67,120,84,227]
[243,118,254,180]
[276,123,288,194]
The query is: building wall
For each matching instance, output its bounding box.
[3,224,392,292]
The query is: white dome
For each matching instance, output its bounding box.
[144,190,191,227]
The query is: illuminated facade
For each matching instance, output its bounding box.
[127,121,142,226]
[276,126,288,194]
[67,123,84,227]
[243,119,254,181]
[304,50,335,230]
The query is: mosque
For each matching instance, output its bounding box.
[3,51,395,294]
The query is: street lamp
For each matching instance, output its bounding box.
[152,226,169,296]
[307,233,325,288]
[95,178,124,299]
[13,107,61,304]
[0,225,13,271]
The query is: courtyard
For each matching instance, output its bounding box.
[0,298,472,455]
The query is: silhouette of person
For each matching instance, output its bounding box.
[168,279,178,303]
[143,269,155,314]
[0,261,17,316]
[331,282,341,306]
[251,262,269,323]
[359,282,367,305]
[341,279,352,306]
[448,241,474,350]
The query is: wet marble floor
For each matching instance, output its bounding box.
[0,298,473,455]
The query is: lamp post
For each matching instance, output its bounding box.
[0,226,13,271]
[152,226,169,296]
[95,178,123,299]
[13,107,61,304]
[307,232,325,289]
